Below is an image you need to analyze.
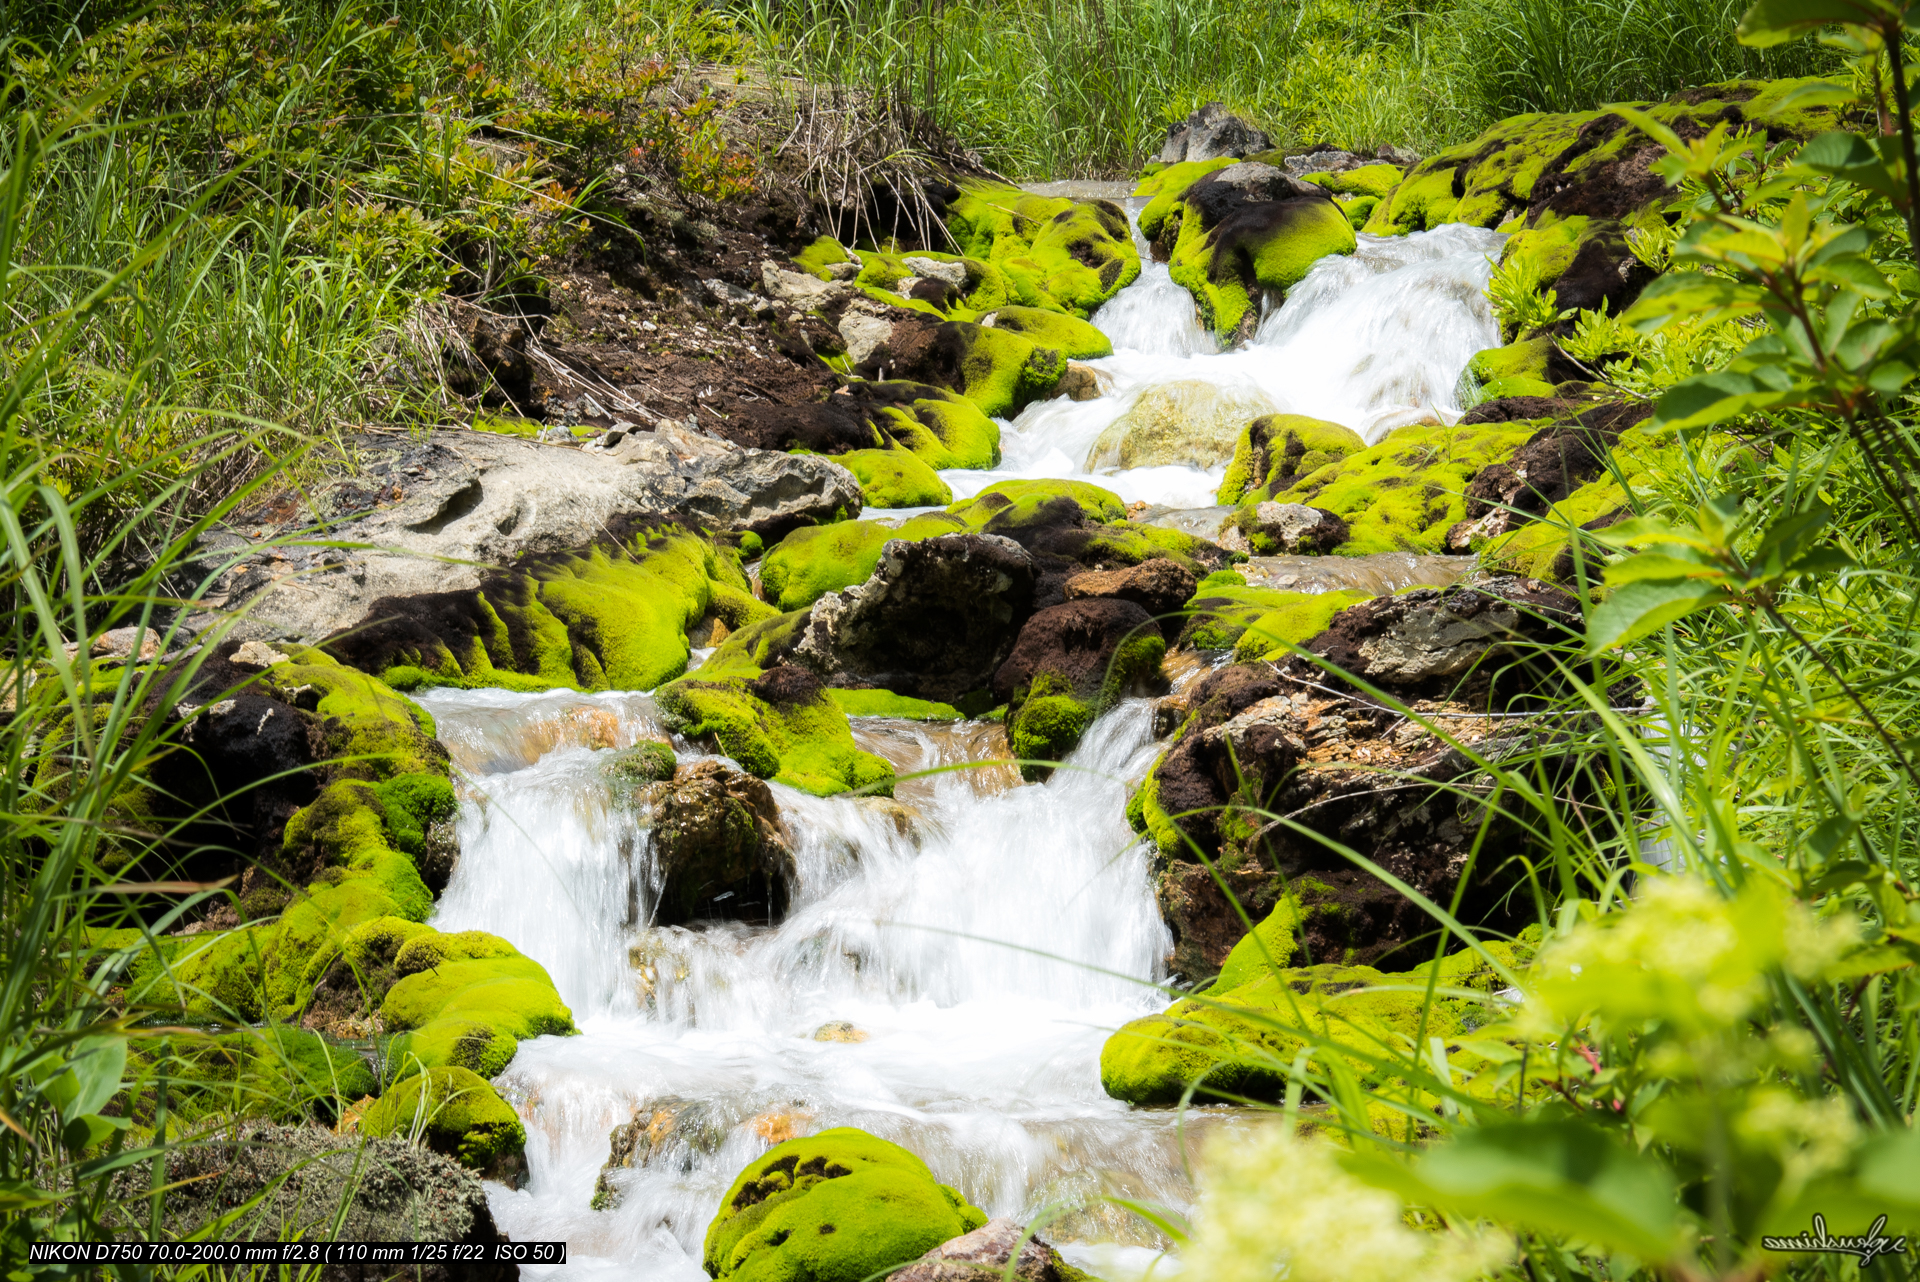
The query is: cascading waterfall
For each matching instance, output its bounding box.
[419,210,1506,1278]
[942,203,1504,512]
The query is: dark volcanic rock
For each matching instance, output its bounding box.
[640,759,796,926]
[793,533,1039,703]
[991,597,1166,706]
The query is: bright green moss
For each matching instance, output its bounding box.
[156,1026,377,1125]
[1135,157,1237,239]
[1302,163,1404,200]
[1100,961,1477,1104]
[362,1066,526,1172]
[371,772,456,859]
[945,182,1139,317]
[126,926,274,1022]
[268,648,440,778]
[828,689,963,721]
[655,677,897,797]
[472,413,541,438]
[1480,474,1631,581]
[1217,414,1369,505]
[1230,589,1372,660]
[948,478,1128,528]
[1480,375,1561,401]
[1170,193,1356,336]
[606,740,678,785]
[1008,693,1094,781]
[382,943,575,1080]
[698,611,814,681]
[1211,896,1303,992]
[835,446,953,509]
[795,235,853,280]
[760,514,963,613]
[703,1128,987,1282]
[981,305,1112,359]
[873,386,1002,470]
[1267,421,1535,554]
[1468,336,1552,386]
[1082,523,1218,573]
[938,322,1066,419]
[1180,584,1363,652]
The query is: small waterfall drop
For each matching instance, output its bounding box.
[416,194,1510,1279]
[943,202,1503,512]
[418,690,1201,1279]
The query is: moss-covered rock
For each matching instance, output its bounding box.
[656,673,896,797]
[1134,157,1237,241]
[949,478,1130,529]
[1467,336,1553,387]
[796,235,855,280]
[362,1065,527,1174]
[1006,689,1095,778]
[835,446,953,509]
[827,689,963,720]
[1301,163,1404,200]
[322,527,777,695]
[1259,421,1535,554]
[864,383,1003,471]
[606,740,678,785]
[1164,170,1357,337]
[980,305,1113,360]
[703,1128,987,1282]
[151,1026,377,1126]
[1216,413,1368,505]
[760,513,965,613]
[1100,946,1528,1105]
[382,931,575,1080]
[1178,582,1373,657]
[946,478,1226,578]
[945,183,1141,318]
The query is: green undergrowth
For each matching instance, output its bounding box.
[1100,932,1536,1104]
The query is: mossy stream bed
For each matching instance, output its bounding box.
[415,687,1239,1279]
[928,201,1504,516]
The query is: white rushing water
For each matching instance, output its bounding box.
[414,208,1505,1277]
[421,689,1220,1280]
[942,204,1504,511]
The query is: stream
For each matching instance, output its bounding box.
[420,201,1505,1278]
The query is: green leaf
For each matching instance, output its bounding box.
[1795,132,1908,201]
[0,1180,60,1212]
[1347,1120,1685,1260]
[40,1037,126,1122]
[1653,369,1806,430]
[1738,0,1903,47]
[1587,578,1733,653]
[1602,553,1723,585]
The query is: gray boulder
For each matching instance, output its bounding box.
[219,426,858,644]
[1207,160,1328,202]
[1157,102,1271,164]
[793,533,1039,703]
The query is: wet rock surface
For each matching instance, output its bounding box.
[639,759,797,926]
[892,1218,1085,1282]
[1065,559,1198,637]
[793,533,1040,703]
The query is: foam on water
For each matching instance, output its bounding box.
[942,204,1503,510]
[418,690,1208,1278]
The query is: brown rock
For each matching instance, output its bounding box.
[891,1218,1079,1282]
[644,760,796,925]
[1065,558,1198,638]
[991,597,1166,706]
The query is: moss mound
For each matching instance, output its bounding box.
[1467,336,1552,388]
[948,478,1129,529]
[1100,944,1530,1105]
[656,674,895,798]
[828,689,963,720]
[1217,414,1368,506]
[362,1065,527,1173]
[703,1127,987,1282]
[1180,583,1372,657]
[1135,158,1237,241]
[381,931,575,1080]
[760,513,964,613]
[864,383,1003,471]
[835,446,953,509]
[323,527,778,695]
[981,305,1113,360]
[1168,188,1356,337]
[946,183,1140,318]
[1260,421,1536,554]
